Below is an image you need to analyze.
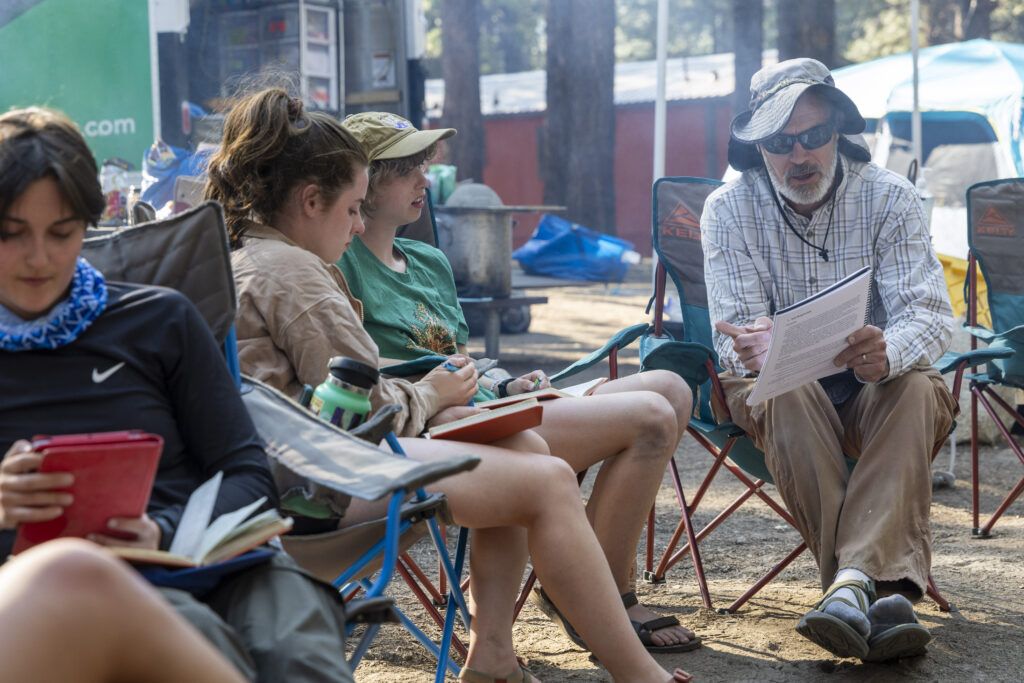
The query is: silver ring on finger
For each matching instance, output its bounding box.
[861,353,867,363]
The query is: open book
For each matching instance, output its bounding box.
[112,472,293,568]
[746,267,872,406]
[475,377,608,410]
[426,398,544,443]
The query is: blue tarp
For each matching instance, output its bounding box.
[513,214,635,282]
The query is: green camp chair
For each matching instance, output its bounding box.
[641,176,985,613]
[948,178,1024,537]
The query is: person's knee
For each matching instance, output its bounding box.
[497,428,550,455]
[881,370,938,407]
[763,382,832,430]
[524,456,580,513]
[643,369,693,419]
[630,391,680,457]
[19,539,130,597]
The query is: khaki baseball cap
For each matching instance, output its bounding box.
[341,112,455,161]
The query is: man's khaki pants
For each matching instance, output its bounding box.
[717,368,957,598]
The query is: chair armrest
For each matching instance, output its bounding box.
[549,322,650,384]
[241,376,479,502]
[349,404,403,444]
[937,347,1014,374]
[639,338,715,388]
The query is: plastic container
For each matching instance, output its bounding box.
[310,357,380,430]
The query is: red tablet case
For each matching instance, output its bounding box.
[12,431,163,554]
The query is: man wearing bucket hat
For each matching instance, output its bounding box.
[701,58,957,662]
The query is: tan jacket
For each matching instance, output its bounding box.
[231,223,442,437]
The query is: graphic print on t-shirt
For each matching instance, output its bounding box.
[403,303,458,356]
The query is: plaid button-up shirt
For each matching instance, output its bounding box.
[701,156,954,380]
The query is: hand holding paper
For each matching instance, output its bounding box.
[739,267,873,406]
[834,325,888,383]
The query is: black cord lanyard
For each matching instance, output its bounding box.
[769,166,840,262]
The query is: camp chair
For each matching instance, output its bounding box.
[642,176,991,614]
[955,178,1024,537]
[82,202,481,679]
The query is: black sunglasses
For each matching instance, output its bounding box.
[761,121,835,155]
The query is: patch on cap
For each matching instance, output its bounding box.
[378,113,410,130]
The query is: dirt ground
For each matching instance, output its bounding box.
[352,276,1024,682]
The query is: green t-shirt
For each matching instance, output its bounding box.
[338,236,469,361]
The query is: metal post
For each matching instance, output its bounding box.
[910,0,923,168]
[651,0,668,283]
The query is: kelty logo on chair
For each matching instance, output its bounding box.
[662,201,702,241]
[976,207,1017,237]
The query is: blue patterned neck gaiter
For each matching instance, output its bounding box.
[0,257,108,351]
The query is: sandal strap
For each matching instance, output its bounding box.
[634,615,682,633]
[816,578,875,613]
[620,590,639,609]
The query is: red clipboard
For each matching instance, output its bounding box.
[12,431,163,554]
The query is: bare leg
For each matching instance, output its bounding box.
[398,438,678,683]
[0,539,245,683]
[532,370,696,647]
[465,527,532,679]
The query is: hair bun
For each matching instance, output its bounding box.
[287,97,305,122]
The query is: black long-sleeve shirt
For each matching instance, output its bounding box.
[0,283,275,555]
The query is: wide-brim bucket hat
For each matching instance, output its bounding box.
[342,111,455,162]
[729,58,869,171]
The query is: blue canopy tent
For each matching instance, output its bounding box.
[833,39,1024,261]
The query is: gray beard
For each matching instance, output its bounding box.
[765,148,838,207]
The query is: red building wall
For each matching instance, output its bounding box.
[476,97,733,254]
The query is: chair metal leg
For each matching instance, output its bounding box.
[973,386,1024,536]
[512,570,538,622]
[435,528,470,683]
[645,506,656,575]
[724,542,808,614]
[655,483,759,579]
[676,484,713,609]
[400,552,446,605]
[926,574,952,612]
[395,561,469,659]
[971,386,981,533]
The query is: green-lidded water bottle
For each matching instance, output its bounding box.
[310,356,380,430]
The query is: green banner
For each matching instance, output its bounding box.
[0,0,154,168]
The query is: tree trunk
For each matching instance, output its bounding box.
[732,0,764,116]
[541,0,616,233]
[777,0,835,67]
[962,0,996,40]
[440,0,484,183]
[925,0,960,45]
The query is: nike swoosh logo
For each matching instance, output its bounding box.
[92,362,126,384]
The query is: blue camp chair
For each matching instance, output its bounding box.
[952,178,1024,537]
[640,176,992,613]
[82,202,480,680]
